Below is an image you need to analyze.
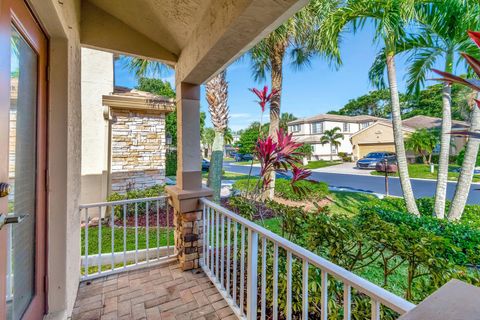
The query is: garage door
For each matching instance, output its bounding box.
[358,143,395,158]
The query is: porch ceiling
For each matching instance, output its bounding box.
[80,0,308,84]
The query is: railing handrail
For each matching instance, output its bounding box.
[79,195,168,209]
[200,197,416,314]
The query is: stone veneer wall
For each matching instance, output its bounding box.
[110,109,166,193]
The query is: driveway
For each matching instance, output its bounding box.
[312,162,373,175]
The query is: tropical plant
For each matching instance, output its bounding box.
[205,71,229,202]
[321,0,420,215]
[279,112,298,131]
[369,0,480,218]
[319,127,344,161]
[224,128,234,145]
[405,129,440,165]
[432,30,480,220]
[249,0,338,198]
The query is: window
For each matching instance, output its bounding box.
[312,122,323,134]
[290,124,301,133]
[343,123,350,132]
[360,122,371,129]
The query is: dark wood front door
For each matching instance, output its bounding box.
[0,0,47,319]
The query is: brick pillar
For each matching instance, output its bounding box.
[166,82,212,271]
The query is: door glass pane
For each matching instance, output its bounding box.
[7,25,38,320]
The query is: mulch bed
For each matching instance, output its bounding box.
[220,198,279,221]
[112,206,174,228]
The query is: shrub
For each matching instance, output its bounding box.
[166,151,177,176]
[107,184,166,218]
[456,148,480,166]
[232,178,329,202]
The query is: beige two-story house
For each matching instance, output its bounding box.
[288,114,385,160]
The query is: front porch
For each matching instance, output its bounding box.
[72,262,234,320]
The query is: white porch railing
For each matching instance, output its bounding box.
[79,196,175,281]
[200,198,416,320]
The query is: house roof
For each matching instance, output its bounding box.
[402,115,469,130]
[288,114,386,125]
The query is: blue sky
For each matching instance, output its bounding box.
[115,22,452,131]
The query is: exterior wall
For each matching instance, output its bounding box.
[290,120,373,160]
[110,109,166,193]
[351,122,396,160]
[80,47,113,211]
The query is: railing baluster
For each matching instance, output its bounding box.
[273,243,279,320]
[216,210,220,279]
[146,201,150,264]
[240,224,245,315]
[123,204,127,268]
[226,217,231,297]
[111,206,115,271]
[210,207,215,274]
[233,221,238,305]
[371,299,380,320]
[135,202,138,264]
[203,203,207,267]
[167,200,171,256]
[321,270,328,320]
[261,237,267,320]
[302,259,309,320]
[221,214,225,288]
[344,283,351,320]
[286,252,293,320]
[84,208,89,276]
[246,229,258,320]
[98,206,102,274]
[156,200,160,259]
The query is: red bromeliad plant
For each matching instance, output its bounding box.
[255,129,313,196]
[433,30,480,138]
[250,86,280,113]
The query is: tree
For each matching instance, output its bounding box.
[202,128,215,156]
[320,127,344,162]
[249,0,338,199]
[328,90,394,117]
[237,126,260,155]
[369,0,480,218]
[405,129,440,164]
[224,128,234,145]
[205,71,229,202]
[322,0,420,215]
[279,113,297,131]
[432,30,480,220]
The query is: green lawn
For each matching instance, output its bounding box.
[371,163,480,182]
[202,171,250,181]
[234,160,260,166]
[304,160,342,169]
[81,226,174,256]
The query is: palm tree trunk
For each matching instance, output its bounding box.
[385,52,420,215]
[434,52,454,218]
[207,131,224,202]
[265,41,286,199]
[448,103,480,220]
[330,144,333,162]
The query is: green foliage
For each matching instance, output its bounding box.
[232,178,329,202]
[136,77,175,97]
[107,185,165,218]
[166,151,177,176]
[228,196,257,220]
[405,129,440,164]
[328,89,394,117]
[202,127,216,150]
[456,148,480,167]
[237,126,260,155]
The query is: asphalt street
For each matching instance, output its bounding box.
[223,162,480,204]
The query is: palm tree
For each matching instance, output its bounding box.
[369,0,480,218]
[321,0,420,215]
[279,112,297,131]
[249,0,338,198]
[405,129,440,164]
[320,127,344,162]
[205,71,229,202]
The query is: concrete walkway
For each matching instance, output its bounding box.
[312,162,373,176]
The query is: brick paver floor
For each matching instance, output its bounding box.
[71,261,236,320]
